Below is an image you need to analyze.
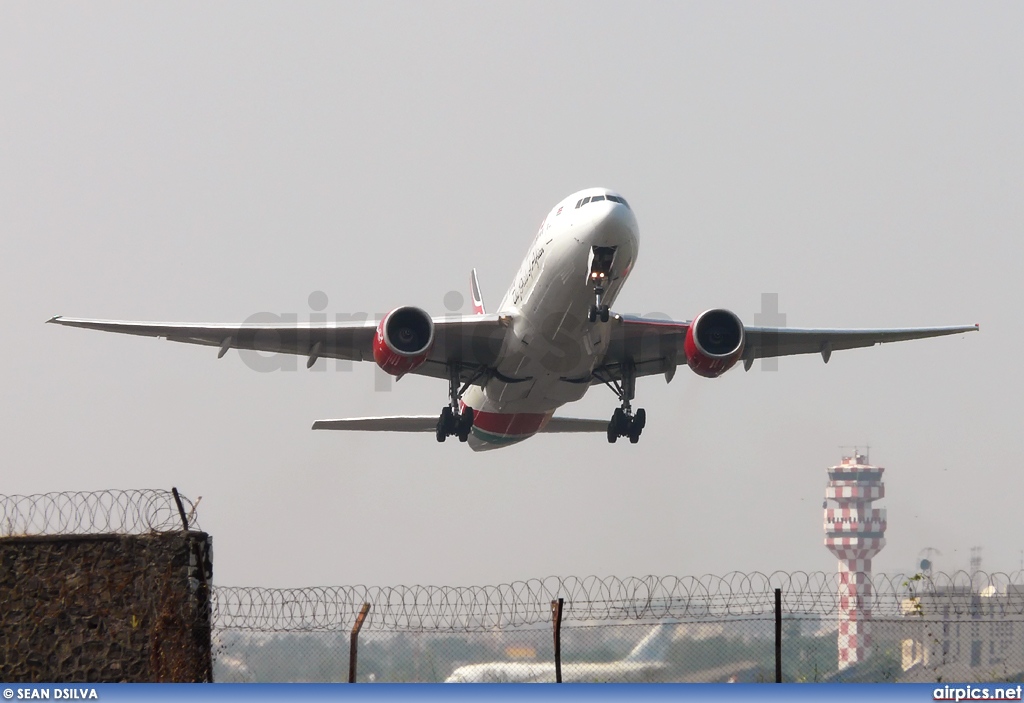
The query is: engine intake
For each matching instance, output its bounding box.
[684,308,745,378]
[373,306,434,377]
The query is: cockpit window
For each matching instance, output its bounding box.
[575,194,631,210]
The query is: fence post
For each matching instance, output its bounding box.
[349,603,370,683]
[774,587,782,683]
[170,487,189,530]
[171,487,211,681]
[551,598,564,683]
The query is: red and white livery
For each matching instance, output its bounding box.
[48,188,978,451]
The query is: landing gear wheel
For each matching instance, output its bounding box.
[607,406,645,443]
[633,408,646,431]
[627,408,645,443]
[600,305,610,323]
[628,425,641,444]
[436,406,455,442]
[457,407,474,442]
[610,408,622,435]
[588,305,598,323]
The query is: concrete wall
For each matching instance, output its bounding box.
[0,531,212,682]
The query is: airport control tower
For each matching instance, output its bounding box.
[823,451,887,671]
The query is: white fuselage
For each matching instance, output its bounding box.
[463,188,639,450]
[445,660,665,683]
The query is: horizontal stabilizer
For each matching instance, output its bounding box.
[312,416,437,432]
[540,417,609,433]
[312,415,610,433]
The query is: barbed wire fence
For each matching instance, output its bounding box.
[0,489,211,682]
[211,571,1024,683]
[0,488,202,537]
[2,490,1022,683]
[211,571,1024,633]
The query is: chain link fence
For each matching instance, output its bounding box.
[3,490,1021,683]
[211,572,1024,683]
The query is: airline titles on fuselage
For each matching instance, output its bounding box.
[511,242,546,307]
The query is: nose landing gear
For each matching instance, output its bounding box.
[588,292,610,323]
[587,246,616,323]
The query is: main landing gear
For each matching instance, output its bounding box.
[436,405,473,443]
[596,361,646,444]
[436,366,479,443]
[608,407,646,444]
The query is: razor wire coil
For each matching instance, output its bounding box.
[0,489,201,536]
[211,570,1024,633]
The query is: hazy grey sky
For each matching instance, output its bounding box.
[2,2,1021,587]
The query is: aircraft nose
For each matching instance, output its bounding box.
[590,199,638,245]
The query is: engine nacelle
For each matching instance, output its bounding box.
[684,308,745,378]
[372,306,434,377]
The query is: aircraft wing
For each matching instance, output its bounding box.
[46,314,509,382]
[312,416,608,432]
[606,315,978,380]
[742,324,979,361]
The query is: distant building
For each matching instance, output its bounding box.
[900,585,1024,678]
[823,451,887,671]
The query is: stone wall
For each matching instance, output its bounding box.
[0,531,212,682]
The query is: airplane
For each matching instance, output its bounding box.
[48,187,978,451]
[444,622,678,683]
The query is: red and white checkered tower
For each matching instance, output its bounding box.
[823,451,887,671]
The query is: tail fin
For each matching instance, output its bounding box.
[622,623,677,663]
[470,269,486,315]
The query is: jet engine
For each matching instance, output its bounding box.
[684,308,745,378]
[372,306,435,377]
